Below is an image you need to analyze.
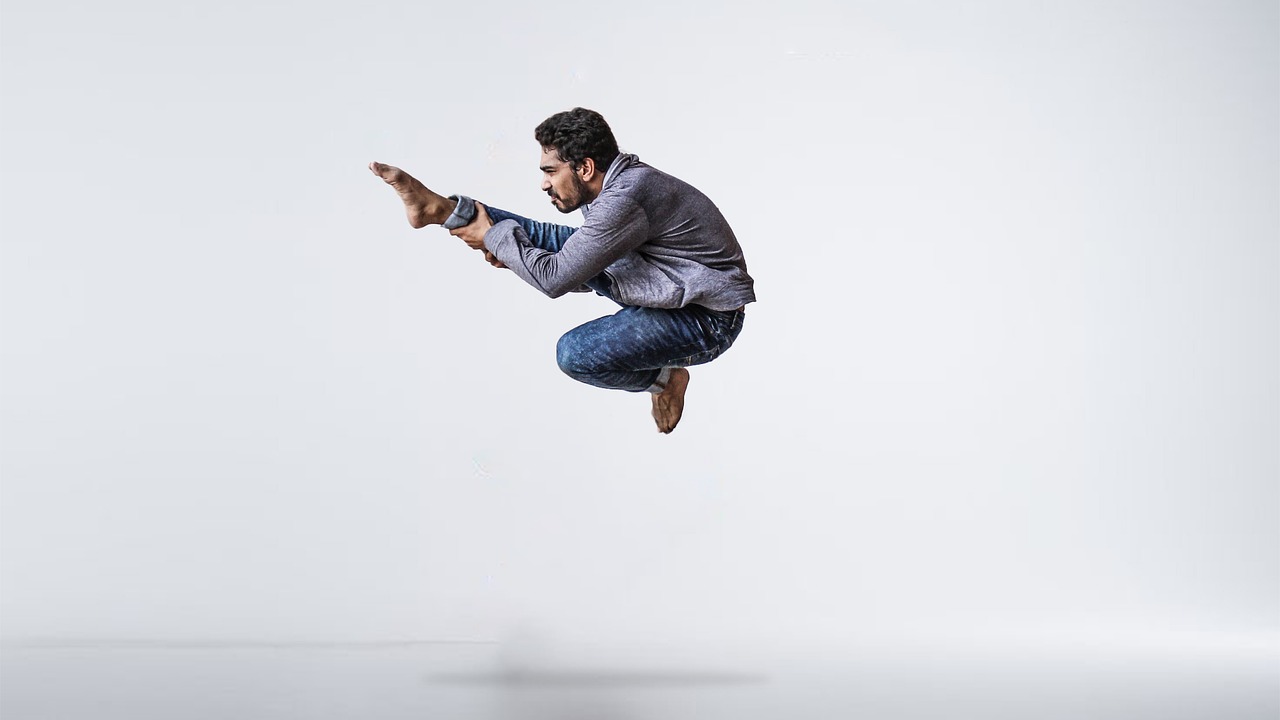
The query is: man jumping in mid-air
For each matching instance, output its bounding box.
[370,107,755,433]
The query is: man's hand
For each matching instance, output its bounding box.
[449,202,504,268]
[450,201,493,251]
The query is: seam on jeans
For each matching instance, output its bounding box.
[671,318,741,367]
[671,346,722,368]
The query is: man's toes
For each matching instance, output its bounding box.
[651,398,678,433]
[370,162,402,183]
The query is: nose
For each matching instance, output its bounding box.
[540,177,552,192]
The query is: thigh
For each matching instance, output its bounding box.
[484,205,578,253]
[559,304,737,372]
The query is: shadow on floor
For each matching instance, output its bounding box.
[427,669,770,688]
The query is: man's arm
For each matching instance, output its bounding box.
[483,197,650,298]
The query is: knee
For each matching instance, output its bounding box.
[555,331,591,378]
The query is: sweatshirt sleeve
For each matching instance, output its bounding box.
[482,195,650,298]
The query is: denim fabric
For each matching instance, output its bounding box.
[442,195,475,230]
[484,204,575,249]
[555,302,745,392]
[483,205,614,297]
[483,204,746,393]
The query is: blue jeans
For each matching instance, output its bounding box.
[485,205,746,393]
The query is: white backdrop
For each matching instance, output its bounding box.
[2,0,1276,674]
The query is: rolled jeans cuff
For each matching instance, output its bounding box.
[442,195,477,230]
[646,367,673,394]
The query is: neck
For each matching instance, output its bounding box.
[583,176,605,204]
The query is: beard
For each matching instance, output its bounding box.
[549,174,593,214]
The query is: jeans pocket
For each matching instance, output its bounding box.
[689,309,719,345]
[730,309,745,341]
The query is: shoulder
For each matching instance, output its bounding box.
[585,189,647,227]
[602,161,693,204]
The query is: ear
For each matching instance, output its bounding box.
[578,157,597,181]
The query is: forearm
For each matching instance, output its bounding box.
[446,195,579,252]
[458,192,647,298]
[484,221,603,297]
[484,205,578,253]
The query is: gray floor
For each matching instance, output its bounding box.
[3,637,1276,720]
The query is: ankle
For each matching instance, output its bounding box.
[429,196,457,225]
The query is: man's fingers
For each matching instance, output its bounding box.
[451,228,484,249]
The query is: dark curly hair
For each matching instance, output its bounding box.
[534,107,620,173]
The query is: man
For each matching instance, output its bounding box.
[369,107,754,433]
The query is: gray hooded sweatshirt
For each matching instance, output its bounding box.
[476,154,755,312]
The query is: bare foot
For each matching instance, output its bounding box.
[651,368,690,434]
[369,161,455,228]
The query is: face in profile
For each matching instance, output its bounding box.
[539,147,592,214]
